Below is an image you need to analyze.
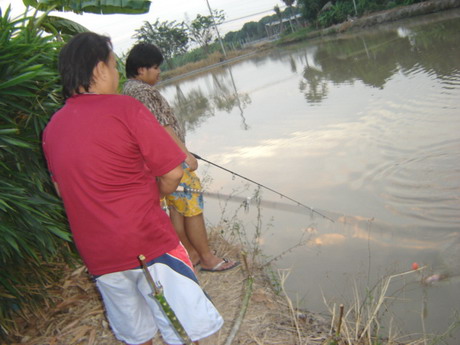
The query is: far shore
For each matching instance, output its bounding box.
[161,0,460,83]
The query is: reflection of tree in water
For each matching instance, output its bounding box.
[404,21,460,77]
[171,85,214,132]
[298,15,460,103]
[289,55,297,73]
[210,68,251,130]
[170,67,252,131]
[299,67,328,104]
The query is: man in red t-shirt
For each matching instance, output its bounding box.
[43,32,223,345]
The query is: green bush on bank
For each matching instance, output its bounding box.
[0,7,75,339]
[315,0,428,27]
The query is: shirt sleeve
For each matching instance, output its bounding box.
[127,83,174,127]
[129,101,186,176]
[148,90,176,128]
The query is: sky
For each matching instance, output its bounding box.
[0,0,286,54]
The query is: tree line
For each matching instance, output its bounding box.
[133,0,430,71]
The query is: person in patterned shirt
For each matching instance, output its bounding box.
[123,43,239,273]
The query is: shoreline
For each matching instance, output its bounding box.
[300,0,460,40]
[161,0,460,83]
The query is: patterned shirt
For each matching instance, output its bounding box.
[123,79,186,143]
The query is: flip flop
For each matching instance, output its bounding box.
[200,258,240,273]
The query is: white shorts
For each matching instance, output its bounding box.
[95,244,223,345]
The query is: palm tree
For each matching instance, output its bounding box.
[274,5,284,35]
[281,0,296,32]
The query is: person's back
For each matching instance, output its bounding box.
[43,93,181,275]
[42,32,223,345]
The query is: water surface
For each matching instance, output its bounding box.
[160,10,460,343]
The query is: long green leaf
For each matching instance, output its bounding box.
[0,199,15,212]
[0,70,41,89]
[0,128,19,135]
[27,0,152,14]
[41,15,89,35]
[0,137,33,148]
[0,89,37,97]
[47,226,72,241]
[3,235,20,254]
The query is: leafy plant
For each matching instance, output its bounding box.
[187,10,226,54]
[134,19,189,68]
[0,7,75,339]
[22,0,151,14]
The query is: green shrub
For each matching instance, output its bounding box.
[318,1,355,27]
[0,6,75,339]
[305,0,430,27]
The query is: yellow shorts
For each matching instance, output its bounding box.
[166,167,204,217]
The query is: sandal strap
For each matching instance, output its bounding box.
[211,258,228,271]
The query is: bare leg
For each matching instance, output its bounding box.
[169,207,200,265]
[181,210,237,270]
[169,208,238,270]
[183,213,221,268]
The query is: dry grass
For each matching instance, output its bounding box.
[3,228,330,345]
[2,229,442,345]
[322,270,429,345]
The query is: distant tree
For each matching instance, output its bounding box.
[134,20,189,68]
[282,0,296,7]
[187,10,225,54]
[282,0,300,30]
[297,0,329,22]
[223,30,239,43]
[274,5,284,33]
[241,21,261,40]
[282,0,295,31]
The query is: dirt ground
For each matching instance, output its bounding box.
[6,231,331,345]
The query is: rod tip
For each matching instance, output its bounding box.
[138,254,146,261]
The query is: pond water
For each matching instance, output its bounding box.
[160,10,460,343]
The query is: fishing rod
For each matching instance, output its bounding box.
[191,153,335,223]
[176,185,327,215]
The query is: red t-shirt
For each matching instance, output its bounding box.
[42,94,186,275]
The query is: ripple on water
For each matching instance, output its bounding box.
[349,66,460,227]
[366,137,460,226]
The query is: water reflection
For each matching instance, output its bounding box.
[299,17,460,98]
[159,10,460,343]
[172,85,213,132]
[167,66,252,131]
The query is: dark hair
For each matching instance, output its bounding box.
[125,43,164,78]
[58,32,113,100]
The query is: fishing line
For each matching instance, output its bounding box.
[191,153,335,222]
[176,186,322,215]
